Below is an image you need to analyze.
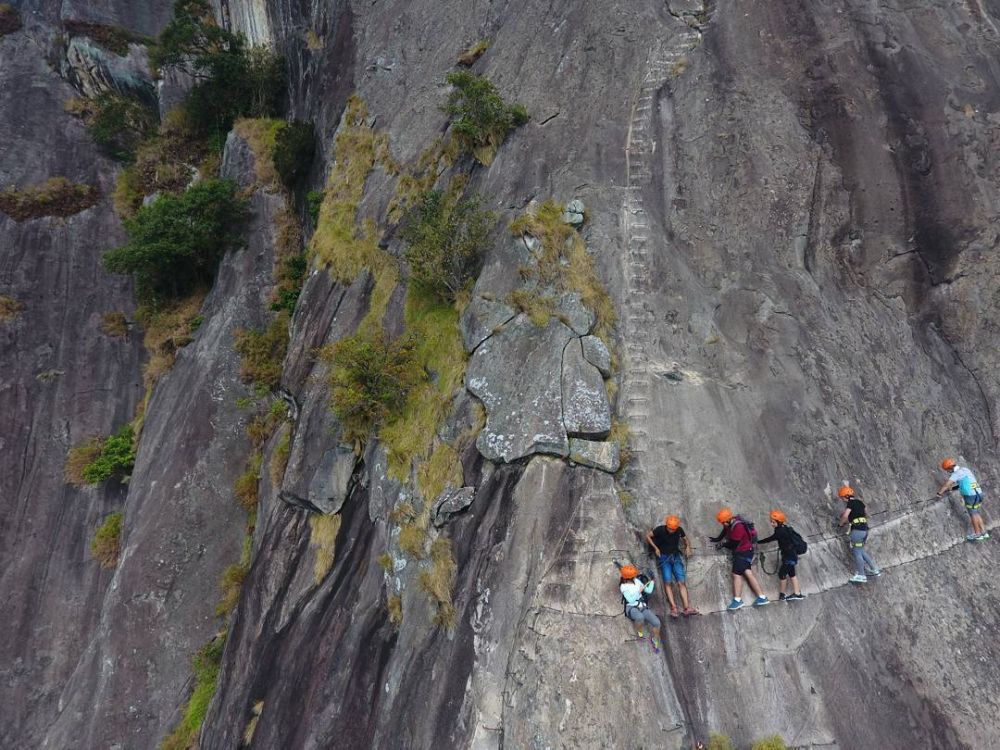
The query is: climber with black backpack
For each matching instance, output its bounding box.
[757,510,807,601]
[709,508,769,610]
[617,564,663,653]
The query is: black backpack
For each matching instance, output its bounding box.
[786,525,808,555]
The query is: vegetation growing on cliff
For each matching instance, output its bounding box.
[160,633,226,750]
[90,512,123,569]
[104,179,247,304]
[323,330,423,442]
[0,295,23,322]
[65,424,136,486]
[310,513,342,583]
[509,199,615,341]
[234,312,290,392]
[401,188,494,303]
[0,4,21,36]
[443,71,528,165]
[418,536,458,627]
[0,177,99,221]
[63,20,146,56]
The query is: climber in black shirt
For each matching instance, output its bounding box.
[756,510,804,601]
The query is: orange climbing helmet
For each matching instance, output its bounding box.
[665,515,681,530]
[941,458,956,471]
[769,510,787,524]
[838,486,854,499]
[620,564,639,579]
[716,508,733,524]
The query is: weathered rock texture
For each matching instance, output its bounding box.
[4,0,1000,749]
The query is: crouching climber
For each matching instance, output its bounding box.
[937,458,989,542]
[645,515,699,618]
[619,564,663,653]
[709,508,769,610]
[838,485,881,583]
[757,510,806,601]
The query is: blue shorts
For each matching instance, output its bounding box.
[658,553,686,583]
[964,492,984,516]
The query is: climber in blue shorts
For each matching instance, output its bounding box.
[937,458,989,541]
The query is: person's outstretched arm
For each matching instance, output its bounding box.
[645,529,661,556]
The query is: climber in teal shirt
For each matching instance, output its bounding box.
[937,458,988,541]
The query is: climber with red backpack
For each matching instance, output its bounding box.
[709,508,769,610]
[756,510,807,601]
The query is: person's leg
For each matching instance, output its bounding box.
[627,607,645,636]
[789,564,801,595]
[732,573,744,599]
[660,555,678,613]
[678,582,691,609]
[778,570,788,598]
[849,529,867,576]
[644,610,663,649]
[743,569,765,597]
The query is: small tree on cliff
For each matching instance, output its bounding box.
[104,179,247,304]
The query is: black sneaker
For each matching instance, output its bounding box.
[779,593,787,601]
[787,593,805,601]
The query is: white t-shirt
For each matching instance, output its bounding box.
[950,467,981,496]
[620,578,654,605]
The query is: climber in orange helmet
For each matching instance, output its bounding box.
[646,515,699,618]
[710,507,769,610]
[618,563,663,653]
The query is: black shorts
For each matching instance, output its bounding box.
[778,556,798,580]
[732,553,754,575]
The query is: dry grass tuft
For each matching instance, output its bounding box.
[233,117,284,188]
[0,177,100,221]
[65,437,103,486]
[136,291,207,392]
[0,295,23,322]
[234,451,262,511]
[457,39,490,66]
[418,536,458,628]
[387,593,403,626]
[216,563,248,616]
[269,424,291,486]
[310,513,342,584]
[100,311,129,338]
[90,512,123,568]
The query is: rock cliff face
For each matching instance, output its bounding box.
[3,0,1000,749]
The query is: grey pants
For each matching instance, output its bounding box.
[626,604,661,629]
[849,528,878,576]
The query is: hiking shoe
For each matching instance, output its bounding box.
[635,629,644,638]
[727,598,745,611]
[967,533,979,542]
[977,533,991,541]
[779,593,787,601]
[849,574,868,584]
[753,596,770,607]
[787,593,805,601]
[669,608,680,619]
[682,607,701,616]
[651,638,662,654]
[867,569,882,577]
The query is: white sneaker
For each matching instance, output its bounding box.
[849,574,868,584]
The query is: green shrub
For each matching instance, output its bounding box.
[85,93,159,162]
[443,71,528,165]
[233,311,289,390]
[104,178,247,303]
[751,737,788,750]
[306,190,324,222]
[0,4,22,36]
[81,424,136,484]
[707,733,735,750]
[401,190,494,303]
[270,254,306,313]
[90,512,124,568]
[160,633,226,750]
[273,120,315,189]
[152,1,285,147]
[0,177,99,221]
[323,330,424,440]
